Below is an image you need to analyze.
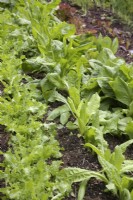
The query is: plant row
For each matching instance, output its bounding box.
[0,0,133,200]
[69,0,133,25]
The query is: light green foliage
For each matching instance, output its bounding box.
[59,167,107,200]
[111,0,133,23]
[70,0,133,24]
[0,56,70,199]
[85,140,133,199]
[71,0,94,13]
[0,1,72,199]
[110,77,133,106]
[67,92,100,134]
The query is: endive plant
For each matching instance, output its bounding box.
[59,167,108,200]
[85,139,133,200]
[47,90,100,135]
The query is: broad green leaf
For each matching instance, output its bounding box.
[51,22,76,38]
[121,176,133,190]
[126,122,133,138]
[60,111,70,125]
[99,65,117,78]
[84,127,96,144]
[129,101,133,116]
[97,35,112,51]
[120,65,130,80]
[77,100,84,117]
[86,93,100,117]
[66,121,78,130]
[79,101,89,125]
[22,57,54,72]
[77,94,100,133]
[47,104,69,121]
[118,117,132,132]
[102,48,116,60]
[98,78,114,97]
[68,87,80,109]
[110,77,133,106]
[111,146,124,171]
[78,117,87,135]
[67,97,77,117]
[111,38,119,54]
[47,73,67,90]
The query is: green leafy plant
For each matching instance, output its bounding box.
[0,55,71,199]
[59,167,108,200]
[70,0,133,24]
[85,140,133,200]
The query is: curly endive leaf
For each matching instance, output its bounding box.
[60,167,107,183]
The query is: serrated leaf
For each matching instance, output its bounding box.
[122,160,133,173]
[119,139,133,153]
[60,167,107,183]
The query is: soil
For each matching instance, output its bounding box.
[1,2,133,200]
[57,129,133,200]
[57,130,117,200]
[0,125,9,193]
[57,2,133,63]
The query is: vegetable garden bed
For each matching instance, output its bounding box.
[0,0,133,200]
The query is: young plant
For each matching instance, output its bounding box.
[59,167,108,200]
[85,140,133,200]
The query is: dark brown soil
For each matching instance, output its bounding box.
[0,125,9,157]
[57,129,100,170]
[0,84,9,193]
[57,130,121,200]
[58,2,133,63]
[84,8,133,63]
[0,125,9,192]
[65,180,118,200]
[0,82,4,96]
